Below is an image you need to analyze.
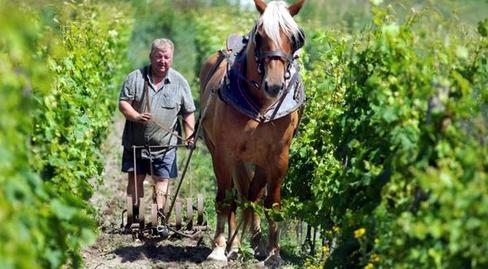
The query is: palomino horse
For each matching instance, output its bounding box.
[199,0,305,266]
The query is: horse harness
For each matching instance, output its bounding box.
[202,32,305,124]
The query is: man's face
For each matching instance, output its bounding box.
[150,47,173,77]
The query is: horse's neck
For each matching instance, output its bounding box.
[245,45,273,113]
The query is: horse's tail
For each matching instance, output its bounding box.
[233,162,255,236]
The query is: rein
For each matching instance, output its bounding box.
[162,52,232,223]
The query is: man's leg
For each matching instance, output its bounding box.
[151,148,177,213]
[153,176,170,212]
[127,172,146,201]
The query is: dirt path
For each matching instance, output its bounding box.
[81,115,243,269]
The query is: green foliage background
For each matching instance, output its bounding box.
[285,2,488,268]
[1,0,132,268]
[1,0,487,268]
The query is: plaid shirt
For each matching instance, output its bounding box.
[119,66,195,148]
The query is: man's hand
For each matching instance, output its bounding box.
[119,100,152,124]
[135,112,152,123]
[183,112,196,150]
[186,138,196,150]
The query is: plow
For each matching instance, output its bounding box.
[119,144,209,241]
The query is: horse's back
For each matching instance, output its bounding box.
[199,52,228,150]
[199,53,226,102]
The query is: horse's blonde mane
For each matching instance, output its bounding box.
[257,1,302,48]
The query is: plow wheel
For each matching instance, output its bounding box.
[197,194,204,225]
[186,197,194,230]
[175,200,182,230]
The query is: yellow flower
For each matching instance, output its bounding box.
[322,245,329,254]
[333,226,340,233]
[364,263,374,269]
[304,258,322,269]
[354,228,366,238]
[371,253,380,263]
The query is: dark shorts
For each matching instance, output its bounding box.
[121,147,177,178]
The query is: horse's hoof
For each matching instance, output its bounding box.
[264,253,284,268]
[253,242,268,260]
[227,249,239,260]
[207,247,227,262]
[253,247,267,260]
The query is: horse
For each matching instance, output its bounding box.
[199,0,305,266]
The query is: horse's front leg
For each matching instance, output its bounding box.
[226,193,239,259]
[247,166,268,260]
[207,156,233,262]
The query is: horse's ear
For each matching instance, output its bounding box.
[254,0,267,14]
[288,0,305,16]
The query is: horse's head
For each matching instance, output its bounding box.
[250,0,305,100]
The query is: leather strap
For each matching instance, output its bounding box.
[202,50,229,91]
[255,50,293,62]
[142,66,151,113]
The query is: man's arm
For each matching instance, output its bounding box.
[119,100,152,123]
[182,112,195,143]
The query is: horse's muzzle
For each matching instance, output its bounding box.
[264,80,284,98]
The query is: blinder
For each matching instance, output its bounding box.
[292,27,305,52]
[252,25,305,62]
[251,23,305,84]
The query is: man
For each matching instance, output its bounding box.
[119,38,195,215]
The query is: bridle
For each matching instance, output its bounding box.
[251,23,304,82]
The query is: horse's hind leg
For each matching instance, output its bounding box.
[226,192,239,259]
[207,156,233,262]
[226,162,251,259]
[263,161,288,267]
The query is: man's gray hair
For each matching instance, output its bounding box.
[150,38,174,54]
